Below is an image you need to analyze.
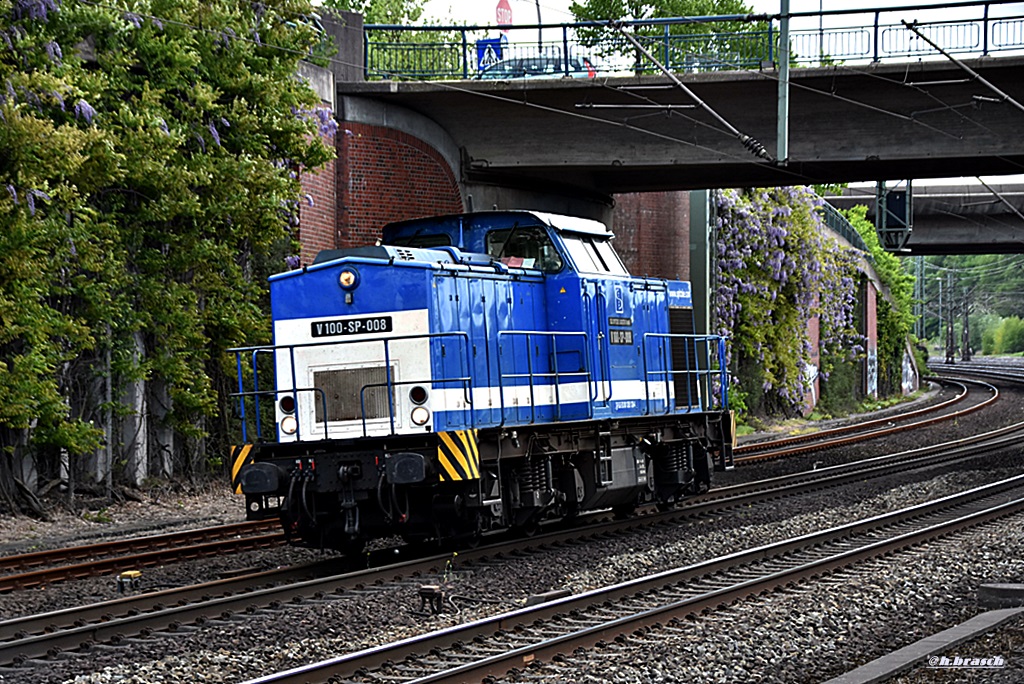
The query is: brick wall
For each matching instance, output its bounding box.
[865,280,879,398]
[611,191,690,280]
[337,122,463,247]
[298,154,337,267]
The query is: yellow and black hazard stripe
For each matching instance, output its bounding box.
[230,444,254,494]
[437,429,480,482]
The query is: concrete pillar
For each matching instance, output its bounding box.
[689,189,712,335]
[320,11,365,83]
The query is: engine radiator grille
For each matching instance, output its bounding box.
[313,367,393,423]
[668,308,700,406]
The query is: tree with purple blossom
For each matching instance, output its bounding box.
[0,0,336,509]
[714,187,863,418]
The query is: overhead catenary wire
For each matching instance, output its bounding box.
[70,1,1024,186]
[608,20,776,163]
[901,19,1024,117]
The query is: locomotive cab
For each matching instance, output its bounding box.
[230,211,733,551]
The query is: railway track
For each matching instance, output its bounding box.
[4,409,1022,670]
[246,474,1024,683]
[0,378,994,593]
[734,377,995,464]
[928,359,1024,387]
[0,521,283,592]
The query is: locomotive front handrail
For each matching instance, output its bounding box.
[229,331,473,442]
[230,387,331,442]
[250,349,276,440]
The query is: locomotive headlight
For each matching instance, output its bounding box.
[280,415,298,435]
[279,395,296,414]
[410,406,430,426]
[409,385,429,405]
[338,268,359,290]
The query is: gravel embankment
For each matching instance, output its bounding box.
[1,381,1021,684]
[2,451,1019,684]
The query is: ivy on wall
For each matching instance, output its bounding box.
[1,0,334,499]
[843,205,915,396]
[714,187,863,417]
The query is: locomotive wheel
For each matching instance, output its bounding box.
[612,503,636,519]
[517,520,540,537]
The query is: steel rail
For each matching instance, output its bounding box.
[735,378,997,464]
[5,399,1022,667]
[243,474,1024,683]
[0,530,285,593]
[0,520,279,574]
[734,378,970,455]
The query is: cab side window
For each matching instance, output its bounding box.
[486,226,564,273]
[562,235,629,275]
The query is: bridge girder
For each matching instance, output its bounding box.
[828,184,1024,255]
[339,56,1024,196]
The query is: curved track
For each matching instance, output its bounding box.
[0,521,282,592]
[4,404,1023,670]
[734,378,996,464]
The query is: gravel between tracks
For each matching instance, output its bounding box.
[1,382,1022,684]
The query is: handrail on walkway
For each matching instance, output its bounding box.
[361,1,1024,81]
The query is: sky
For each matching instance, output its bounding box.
[417,0,1007,28]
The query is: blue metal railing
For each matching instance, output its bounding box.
[641,333,730,415]
[362,1,1024,81]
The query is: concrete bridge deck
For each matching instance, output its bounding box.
[338,55,1024,196]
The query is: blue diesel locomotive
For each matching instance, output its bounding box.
[230,211,734,550]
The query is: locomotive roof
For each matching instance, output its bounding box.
[383,210,612,238]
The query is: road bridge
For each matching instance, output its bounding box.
[827,183,1024,255]
[337,55,1024,196]
[306,4,1024,266]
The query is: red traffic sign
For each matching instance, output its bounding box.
[496,0,512,31]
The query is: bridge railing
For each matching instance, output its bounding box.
[818,201,870,255]
[362,1,1024,81]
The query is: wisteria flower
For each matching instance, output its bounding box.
[74,98,96,124]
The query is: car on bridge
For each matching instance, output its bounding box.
[476,56,597,80]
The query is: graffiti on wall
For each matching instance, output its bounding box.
[866,348,878,398]
[902,349,918,395]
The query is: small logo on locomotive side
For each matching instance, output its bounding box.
[668,283,692,299]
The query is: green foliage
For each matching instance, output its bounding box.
[1,0,334,474]
[992,316,1024,354]
[842,205,915,396]
[921,254,1024,353]
[715,187,861,417]
[325,0,423,24]
[81,507,113,524]
[818,355,860,415]
[570,0,767,73]
[570,0,753,22]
